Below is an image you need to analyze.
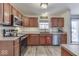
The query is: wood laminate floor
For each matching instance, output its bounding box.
[22,46,61,56]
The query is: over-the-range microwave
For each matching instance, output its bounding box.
[11,15,22,26]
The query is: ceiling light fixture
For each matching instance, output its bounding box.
[41,12,48,16]
[40,3,48,9]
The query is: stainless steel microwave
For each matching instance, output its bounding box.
[11,15,22,26]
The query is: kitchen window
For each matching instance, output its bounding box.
[39,20,49,32]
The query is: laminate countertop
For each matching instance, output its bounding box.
[0,34,28,41]
[61,44,79,56]
[27,32,66,34]
[0,37,20,41]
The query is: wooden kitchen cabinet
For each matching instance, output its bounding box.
[0,3,3,24]
[58,18,64,27]
[40,34,52,45]
[17,11,22,19]
[3,3,12,25]
[0,41,14,56]
[60,33,67,44]
[51,17,64,27]
[22,16,29,27]
[0,39,20,56]
[14,39,20,56]
[27,34,39,45]
[45,34,52,45]
[51,18,58,27]
[12,7,18,17]
[40,34,46,45]
[29,17,38,27]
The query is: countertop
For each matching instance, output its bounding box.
[0,32,66,41]
[0,37,20,41]
[0,34,28,41]
[27,32,66,34]
[61,44,79,56]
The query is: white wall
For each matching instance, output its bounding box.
[59,10,71,44]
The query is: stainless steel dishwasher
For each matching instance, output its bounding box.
[52,34,60,45]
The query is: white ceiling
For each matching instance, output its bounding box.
[12,3,79,16]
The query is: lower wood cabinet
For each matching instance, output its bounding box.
[14,39,20,56]
[60,33,67,44]
[27,34,39,45]
[39,35,46,45]
[0,39,20,56]
[0,41,14,56]
[27,34,52,46]
[46,35,52,45]
[40,34,52,45]
[27,33,67,46]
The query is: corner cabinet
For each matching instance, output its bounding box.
[3,3,12,25]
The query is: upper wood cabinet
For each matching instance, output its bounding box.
[17,12,22,19]
[0,3,3,24]
[12,7,18,17]
[58,18,64,27]
[12,6,22,19]
[51,18,58,27]
[3,3,12,25]
[51,17,64,27]
[22,16,29,27]
[29,17,38,27]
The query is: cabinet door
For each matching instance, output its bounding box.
[12,7,18,17]
[29,17,38,27]
[4,3,11,25]
[0,41,14,56]
[0,3,3,24]
[28,34,39,45]
[46,35,52,45]
[14,39,20,56]
[40,35,46,45]
[58,18,64,27]
[51,18,58,27]
[60,33,67,44]
[23,16,29,27]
